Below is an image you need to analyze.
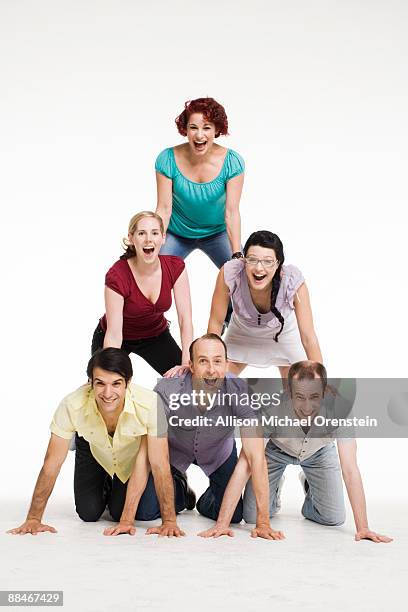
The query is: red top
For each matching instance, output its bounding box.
[100,255,185,340]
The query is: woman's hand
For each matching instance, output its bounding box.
[163,364,190,378]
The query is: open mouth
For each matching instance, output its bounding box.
[194,141,207,151]
[203,377,218,386]
[253,273,267,283]
[143,246,155,255]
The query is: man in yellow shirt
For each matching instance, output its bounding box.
[8,348,185,537]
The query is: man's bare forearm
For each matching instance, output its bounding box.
[151,465,177,523]
[216,454,251,526]
[120,437,150,522]
[120,471,150,523]
[26,466,60,522]
[343,469,369,531]
[247,455,270,526]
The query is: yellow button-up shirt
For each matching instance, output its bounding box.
[50,383,164,483]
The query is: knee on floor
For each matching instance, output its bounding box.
[323,513,346,527]
[305,508,346,526]
[108,508,122,523]
[242,508,257,524]
[76,507,104,522]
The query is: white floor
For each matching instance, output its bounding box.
[2,481,406,612]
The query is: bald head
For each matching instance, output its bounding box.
[189,334,227,363]
[288,361,327,397]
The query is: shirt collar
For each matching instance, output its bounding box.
[83,385,134,418]
[122,387,135,415]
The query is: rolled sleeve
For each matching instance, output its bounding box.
[146,392,168,438]
[50,399,76,440]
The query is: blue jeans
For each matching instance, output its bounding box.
[196,442,243,524]
[243,441,345,526]
[161,230,233,325]
[160,230,232,269]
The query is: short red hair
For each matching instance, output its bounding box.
[175,97,229,138]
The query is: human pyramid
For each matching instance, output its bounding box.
[9,98,392,544]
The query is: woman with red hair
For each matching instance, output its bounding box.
[155,97,245,272]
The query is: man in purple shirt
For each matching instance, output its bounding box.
[155,333,284,540]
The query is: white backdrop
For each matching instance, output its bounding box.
[0,0,407,505]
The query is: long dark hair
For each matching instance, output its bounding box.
[243,231,285,342]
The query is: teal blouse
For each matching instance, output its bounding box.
[155,147,245,239]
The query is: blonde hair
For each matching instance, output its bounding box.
[121,211,165,259]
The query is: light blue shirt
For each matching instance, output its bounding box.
[155,147,245,239]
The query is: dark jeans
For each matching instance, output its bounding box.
[196,442,243,524]
[74,435,187,522]
[91,323,182,376]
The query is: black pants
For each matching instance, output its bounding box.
[196,442,243,524]
[74,435,187,522]
[91,323,182,376]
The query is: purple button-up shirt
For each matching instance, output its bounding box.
[154,372,257,475]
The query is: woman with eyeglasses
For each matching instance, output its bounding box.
[207,231,322,378]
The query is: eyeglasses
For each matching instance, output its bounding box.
[244,257,278,268]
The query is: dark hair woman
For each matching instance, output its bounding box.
[207,230,323,379]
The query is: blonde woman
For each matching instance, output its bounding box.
[92,212,193,377]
